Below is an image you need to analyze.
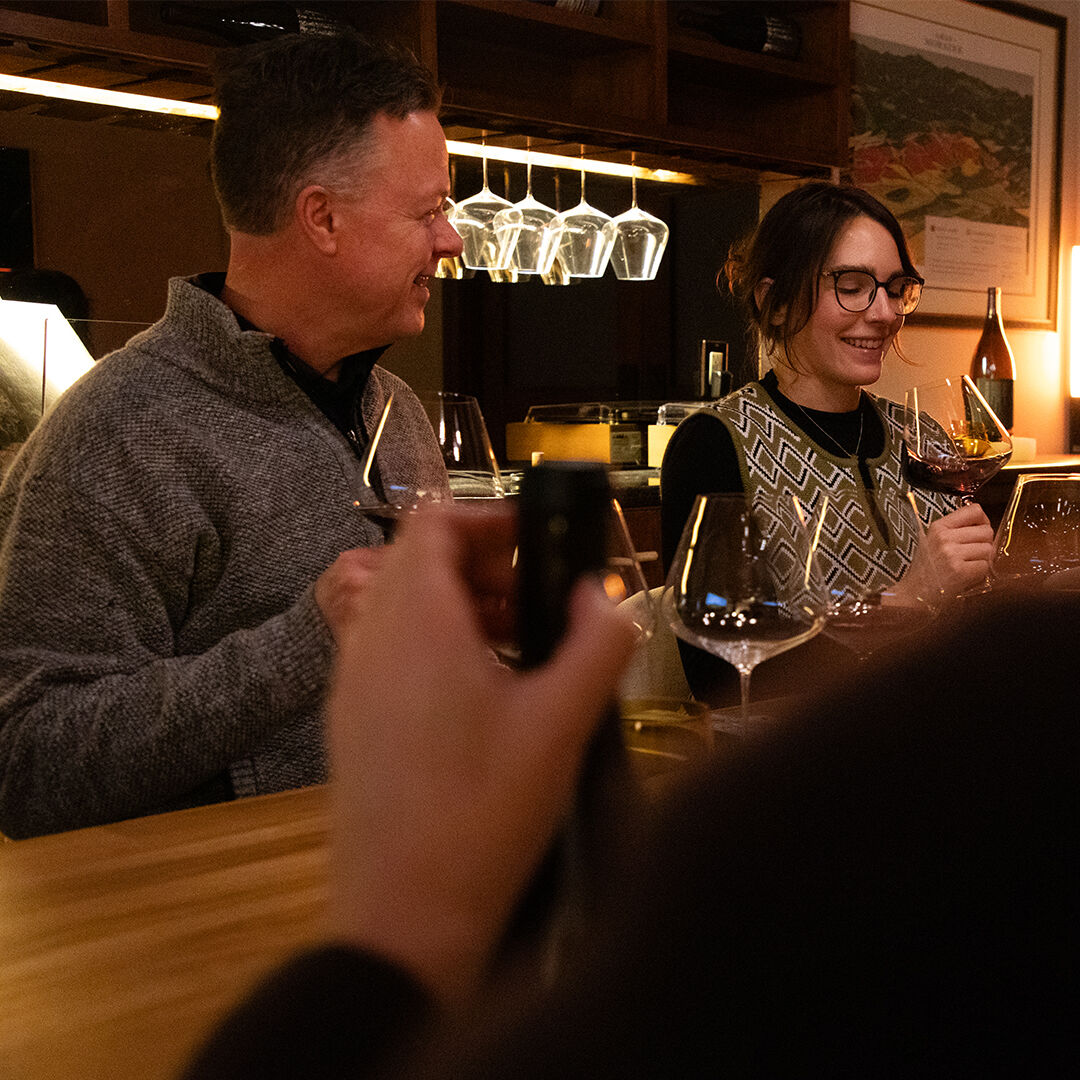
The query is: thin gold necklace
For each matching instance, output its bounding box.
[790,395,866,459]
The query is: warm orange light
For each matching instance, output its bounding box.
[0,73,698,185]
[1071,246,1080,397]
[0,73,217,119]
[445,141,700,186]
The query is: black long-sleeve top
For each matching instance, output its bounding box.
[659,370,886,704]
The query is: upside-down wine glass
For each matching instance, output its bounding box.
[663,493,826,729]
[446,137,516,273]
[487,168,525,282]
[492,139,563,276]
[540,173,574,286]
[435,160,475,280]
[550,146,614,278]
[601,155,669,281]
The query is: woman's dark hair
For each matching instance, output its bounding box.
[724,182,920,370]
[211,30,441,235]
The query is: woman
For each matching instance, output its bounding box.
[661,182,994,703]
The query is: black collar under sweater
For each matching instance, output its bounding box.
[192,272,387,455]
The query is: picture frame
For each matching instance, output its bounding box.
[849,0,1064,328]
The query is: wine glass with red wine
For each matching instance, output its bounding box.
[902,375,1012,502]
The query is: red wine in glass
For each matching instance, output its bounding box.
[903,375,1012,503]
[905,448,1012,498]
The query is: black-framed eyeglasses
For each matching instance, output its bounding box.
[821,270,924,315]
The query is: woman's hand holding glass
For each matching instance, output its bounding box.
[897,501,993,600]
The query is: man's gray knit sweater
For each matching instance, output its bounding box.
[0,277,448,838]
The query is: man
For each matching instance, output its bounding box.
[0,31,463,839]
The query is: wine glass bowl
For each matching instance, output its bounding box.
[552,161,614,278]
[350,392,502,524]
[823,583,935,663]
[663,493,826,727]
[491,151,563,276]
[603,204,669,280]
[420,392,505,501]
[446,153,515,272]
[902,375,1012,500]
[619,697,712,793]
[601,174,669,281]
[820,492,940,662]
[991,473,1080,589]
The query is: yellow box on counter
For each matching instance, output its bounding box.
[505,421,643,465]
[647,424,678,468]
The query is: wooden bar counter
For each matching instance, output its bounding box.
[0,786,332,1080]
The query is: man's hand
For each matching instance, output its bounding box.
[313,547,386,640]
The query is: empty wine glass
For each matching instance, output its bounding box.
[486,168,527,282]
[540,173,575,286]
[446,142,516,272]
[552,148,614,278]
[601,163,669,281]
[991,473,1080,590]
[421,391,505,501]
[435,162,476,280]
[492,142,563,276]
[821,493,942,663]
[663,493,826,729]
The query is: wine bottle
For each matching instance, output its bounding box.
[676,3,802,61]
[158,2,341,44]
[970,286,1015,431]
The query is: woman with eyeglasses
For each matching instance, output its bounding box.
[661,182,994,704]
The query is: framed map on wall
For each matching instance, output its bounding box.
[850,0,1064,327]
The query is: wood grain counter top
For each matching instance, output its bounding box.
[0,785,331,1080]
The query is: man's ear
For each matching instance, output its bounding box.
[295,184,337,255]
[754,277,786,325]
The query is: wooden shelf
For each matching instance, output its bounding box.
[0,0,851,176]
[439,0,658,49]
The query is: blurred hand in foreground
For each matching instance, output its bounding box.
[325,504,638,1006]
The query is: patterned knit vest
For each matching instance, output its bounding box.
[705,382,960,597]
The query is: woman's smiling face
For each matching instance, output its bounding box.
[781,214,907,410]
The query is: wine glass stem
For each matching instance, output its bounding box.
[738,668,752,728]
